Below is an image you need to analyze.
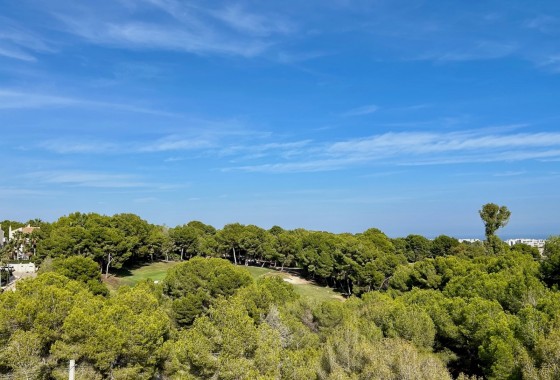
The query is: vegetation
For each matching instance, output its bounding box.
[105,262,341,302]
[479,203,511,255]
[0,205,558,379]
[105,261,180,291]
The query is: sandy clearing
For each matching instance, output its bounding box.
[282,274,311,285]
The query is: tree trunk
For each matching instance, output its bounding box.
[105,253,113,279]
[180,247,184,261]
[232,246,238,265]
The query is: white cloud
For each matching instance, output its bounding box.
[494,171,526,177]
[26,171,148,188]
[329,131,560,157]
[0,88,176,116]
[230,130,560,173]
[231,158,356,173]
[0,16,55,61]
[341,104,379,117]
[140,135,214,152]
[0,46,36,61]
[49,1,295,58]
[211,4,295,37]
[40,139,120,154]
[421,41,517,62]
[537,54,560,73]
[220,140,312,159]
[525,15,559,34]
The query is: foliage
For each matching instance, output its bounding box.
[163,257,253,326]
[479,203,511,254]
[479,203,511,238]
[48,256,108,295]
[541,236,560,287]
[2,211,558,380]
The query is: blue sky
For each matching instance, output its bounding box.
[1,0,560,238]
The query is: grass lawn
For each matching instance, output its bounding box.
[104,261,180,291]
[104,260,344,302]
[289,280,344,302]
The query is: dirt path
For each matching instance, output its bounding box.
[282,273,312,285]
[278,272,346,301]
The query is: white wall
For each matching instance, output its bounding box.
[9,263,36,273]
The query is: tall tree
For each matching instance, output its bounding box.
[479,203,511,240]
[216,223,246,265]
[541,236,560,286]
[479,203,511,254]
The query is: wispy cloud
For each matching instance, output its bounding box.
[0,186,56,197]
[229,130,560,173]
[133,197,158,203]
[537,54,560,73]
[40,128,560,173]
[340,2,557,71]
[0,89,176,116]
[139,135,214,152]
[420,40,517,62]
[48,0,295,58]
[341,104,378,117]
[40,139,123,154]
[40,135,212,155]
[0,89,77,108]
[328,131,560,156]
[525,15,559,34]
[26,171,148,188]
[494,171,526,177]
[210,4,295,37]
[230,158,355,173]
[40,134,312,163]
[276,50,331,64]
[220,140,312,160]
[0,16,54,61]
[0,46,37,61]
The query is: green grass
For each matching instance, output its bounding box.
[243,265,278,280]
[104,261,180,291]
[105,260,343,302]
[241,265,343,302]
[290,281,343,302]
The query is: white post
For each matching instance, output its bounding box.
[69,359,75,380]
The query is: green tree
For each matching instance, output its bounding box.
[163,257,253,326]
[52,284,170,379]
[273,231,302,271]
[510,243,540,259]
[1,330,44,379]
[431,235,460,257]
[540,236,560,287]
[403,234,432,262]
[216,223,246,265]
[169,224,202,260]
[479,203,511,254]
[479,203,511,239]
[49,256,108,295]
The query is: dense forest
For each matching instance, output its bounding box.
[1,207,560,379]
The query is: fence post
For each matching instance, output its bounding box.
[69,359,75,380]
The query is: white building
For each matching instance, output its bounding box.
[505,238,546,249]
[458,238,482,244]
[8,224,40,240]
[6,224,41,260]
